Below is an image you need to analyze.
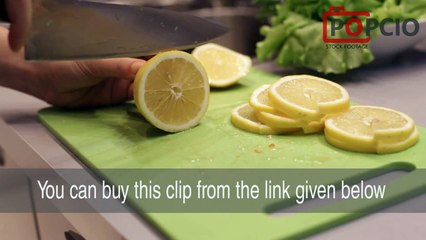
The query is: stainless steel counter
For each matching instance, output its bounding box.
[1,44,426,239]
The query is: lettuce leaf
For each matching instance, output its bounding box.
[255,0,426,74]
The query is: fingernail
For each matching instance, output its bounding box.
[131,61,145,75]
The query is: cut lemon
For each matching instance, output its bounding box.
[269,75,350,120]
[192,43,252,88]
[231,104,297,135]
[255,111,307,128]
[325,106,415,143]
[302,117,326,134]
[324,132,376,153]
[256,111,325,134]
[377,128,419,154]
[325,128,420,154]
[325,106,418,153]
[249,84,276,113]
[134,51,209,133]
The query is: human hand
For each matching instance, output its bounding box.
[3,0,32,52]
[0,26,145,108]
[31,58,145,108]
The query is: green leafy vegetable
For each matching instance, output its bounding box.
[255,0,426,74]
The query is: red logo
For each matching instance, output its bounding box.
[323,6,371,44]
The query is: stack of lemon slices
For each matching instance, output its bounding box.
[325,106,419,154]
[232,75,350,135]
[231,75,419,154]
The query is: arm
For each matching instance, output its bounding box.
[0,27,145,108]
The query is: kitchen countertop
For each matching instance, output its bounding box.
[1,44,426,239]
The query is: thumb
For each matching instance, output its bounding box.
[78,58,145,80]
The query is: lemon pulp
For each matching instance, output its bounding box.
[249,84,276,113]
[193,43,252,88]
[134,51,209,133]
[269,75,350,120]
[231,104,297,135]
[325,106,418,154]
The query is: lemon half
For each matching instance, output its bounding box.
[134,51,209,133]
[193,43,252,88]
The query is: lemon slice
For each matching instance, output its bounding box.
[302,117,326,134]
[134,51,209,133]
[255,111,307,128]
[231,104,297,135]
[256,111,325,134]
[324,132,376,153]
[325,106,418,153]
[325,128,420,154]
[325,106,416,143]
[249,84,276,113]
[377,128,419,154]
[269,75,350,120]
[192,43,252,88]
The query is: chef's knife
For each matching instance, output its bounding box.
[0,0,227,60]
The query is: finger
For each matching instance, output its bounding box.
[128,82,134,101]
[89,78,133,107]
[97,78,133,106]
[56,77,133,108]
[6,0,32,52]
[77,58,145,81]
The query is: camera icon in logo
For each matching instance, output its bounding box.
[323,6,371,43]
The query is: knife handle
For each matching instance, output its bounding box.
[0,0,10,22]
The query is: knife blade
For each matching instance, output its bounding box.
[23,0,227,60]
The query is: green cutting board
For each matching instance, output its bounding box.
[39,69,426,240]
